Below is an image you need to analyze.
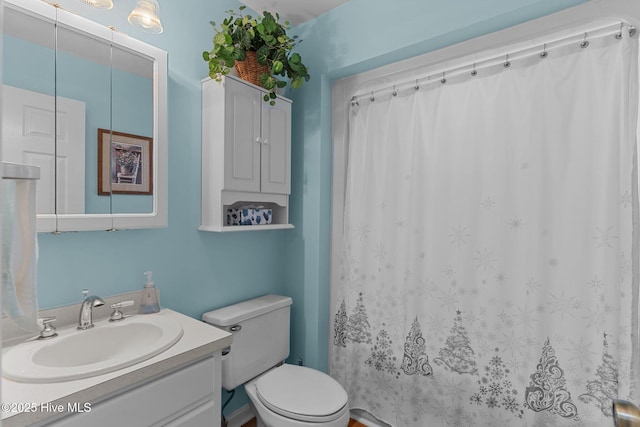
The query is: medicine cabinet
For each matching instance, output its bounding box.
[1,0,167,232]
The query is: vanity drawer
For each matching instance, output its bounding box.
[46,357,215,427]
[163,400,216,427]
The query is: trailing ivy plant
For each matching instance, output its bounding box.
[202,6,310,105]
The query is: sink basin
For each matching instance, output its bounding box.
[3,314,183,383]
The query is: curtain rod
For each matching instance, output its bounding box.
[351,22,636,105]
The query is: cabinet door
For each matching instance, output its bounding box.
[44,357,216,427]
[223,79,261,193]
[260,99,291,195]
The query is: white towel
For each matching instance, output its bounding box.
[2,178,39,333]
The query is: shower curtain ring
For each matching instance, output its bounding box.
[616,23,624,39]
[504,54,511,68]
[540,43,548,58]
[470,63,477,76]
[392,85,398,96]
[440,72,447,84]
[580,32,589,48]
[350,96,359,107]
[415,79,420,91]
[629,26,637,37]
[370,91,375,102]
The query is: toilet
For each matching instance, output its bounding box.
[202,294,350,427]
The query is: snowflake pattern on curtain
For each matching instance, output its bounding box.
[470,348,524,419]
[365,326,400,378]
[331,291,631,426]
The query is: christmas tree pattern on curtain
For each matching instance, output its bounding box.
[365,326,400,378]
[524,337,580,421]
[400,316,433,377]
[434,310,478,375]
[470,348,524,419]
[579,333,619,416]
[333,299,348,347]
[348,292,372,344]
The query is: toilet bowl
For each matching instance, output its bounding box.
[202,295,349,427]
[245,364,350,427]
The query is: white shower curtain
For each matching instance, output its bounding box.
[331,30,639,427]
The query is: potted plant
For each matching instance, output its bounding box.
[202,6,310,105]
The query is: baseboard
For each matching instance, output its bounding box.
[226,404,255,427]
[350,408,392,427]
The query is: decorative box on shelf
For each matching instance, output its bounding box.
[227,206,273,226]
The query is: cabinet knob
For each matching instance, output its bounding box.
[262,138,269,145]
[255,137,261,143]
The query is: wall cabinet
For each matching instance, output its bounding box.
[200,75,293,232]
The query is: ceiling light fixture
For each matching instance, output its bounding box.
[128,0,164,34]
[77,0,113,10]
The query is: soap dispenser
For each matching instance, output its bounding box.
[139,271,160,314]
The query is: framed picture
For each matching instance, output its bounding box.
[98,129,153,195]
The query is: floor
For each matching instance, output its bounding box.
[241,418,367,427]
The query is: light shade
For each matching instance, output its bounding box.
[128,0,164,34]
[77,0,113,9]
[613,400,640,427]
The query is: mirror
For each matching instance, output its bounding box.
[55,21,112,217]
[110,43,155,215]
[2,2,56,216]
[1,0,167,232]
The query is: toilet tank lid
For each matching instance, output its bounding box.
[202,294,292,327]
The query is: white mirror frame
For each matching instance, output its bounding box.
[4,0,167,232]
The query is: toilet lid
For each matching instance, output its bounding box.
[255,364,348,422]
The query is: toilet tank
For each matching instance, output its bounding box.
[202,294,292,391]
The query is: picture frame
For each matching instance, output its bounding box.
[98,129,153,195]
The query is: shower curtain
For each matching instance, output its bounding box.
[330,30,639,427]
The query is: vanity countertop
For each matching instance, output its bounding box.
[1,309,232,426]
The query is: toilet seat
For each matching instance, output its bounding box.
[255,364,348,423]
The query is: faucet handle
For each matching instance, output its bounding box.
[38,317,57,340]
[82,289,89,300]
[109,300,134,322]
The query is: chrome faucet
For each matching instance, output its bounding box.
[78,289,105,330]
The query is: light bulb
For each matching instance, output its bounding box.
[128,0,164,34]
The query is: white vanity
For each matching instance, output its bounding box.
[1,308,231,426]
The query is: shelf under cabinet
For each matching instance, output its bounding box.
[199,223,295,232]
[200,190,293,232]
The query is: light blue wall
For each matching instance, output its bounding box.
[22,0,590,417]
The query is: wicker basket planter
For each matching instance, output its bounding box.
[234,51,270,86]
[203,7,309,104]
